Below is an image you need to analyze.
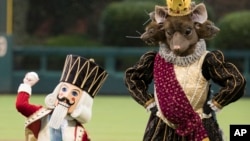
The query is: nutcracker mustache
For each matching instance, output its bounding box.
[57,95,75,106]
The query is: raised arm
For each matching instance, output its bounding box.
[16,72,42,117]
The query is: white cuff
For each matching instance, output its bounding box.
[207,100,221,112]
[146,102,156,112]
[18,83,32,95]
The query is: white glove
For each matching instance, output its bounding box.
[23,72,39,87]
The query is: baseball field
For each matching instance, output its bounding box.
[0,95,249,141]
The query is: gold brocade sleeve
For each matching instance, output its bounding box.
[124,51,157,108]
[203,50,246,108]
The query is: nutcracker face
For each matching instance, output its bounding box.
[56,82,83,113]
[48,82,84,129]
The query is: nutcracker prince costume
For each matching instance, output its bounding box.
[124,0,246,141]
[16,54,108,141]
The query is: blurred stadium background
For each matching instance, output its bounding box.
[0,0,249,141]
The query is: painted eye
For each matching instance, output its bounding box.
[62,87,67,92]
[185,28,192,36]
[72,91,78,97]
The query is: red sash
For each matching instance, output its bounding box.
[154,53,208,141]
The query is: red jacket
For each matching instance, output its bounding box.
[16,91,90,141]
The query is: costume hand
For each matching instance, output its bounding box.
[23,72,39,87]
[203,104,213,114]
[150,106,158,114]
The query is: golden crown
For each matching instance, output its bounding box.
[167,0,192,16]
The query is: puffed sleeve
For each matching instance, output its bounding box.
[202,50,246,109]
[16,83,43,117]
[16,92,42,117]
[124,51,157,108]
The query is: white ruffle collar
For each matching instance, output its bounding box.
[158,39,207,66]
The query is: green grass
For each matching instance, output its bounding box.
[0,95,249,141]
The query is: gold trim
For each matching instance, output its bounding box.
[151,118,162,140]
[144,98,155,108]
[208,50,245,106]
[202,137,210,141]
[25,108,52,128]
[212,100,222,109]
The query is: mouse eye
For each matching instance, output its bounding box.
[166,30,173,36]
[184,28,192,36]
[149,28,155,34]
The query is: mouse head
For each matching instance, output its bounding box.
[153,1,208,56]
[163,15,199,56]
[195,20,220,40]
[140,20,165,46]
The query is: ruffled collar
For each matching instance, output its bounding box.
[158,39,207,67]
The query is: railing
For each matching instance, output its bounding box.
[12,46,154,95]
[11,46,250,96]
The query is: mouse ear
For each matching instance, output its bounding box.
[154,5,168,24]
[191,3,207,23]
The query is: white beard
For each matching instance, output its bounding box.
[48,103,69,129]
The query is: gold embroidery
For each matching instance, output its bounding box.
[174,51,209,111]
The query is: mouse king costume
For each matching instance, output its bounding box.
[16,54,108,141]
[124,0,246,141]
